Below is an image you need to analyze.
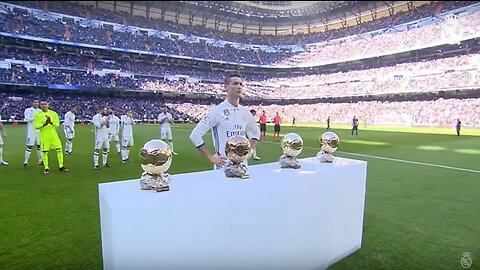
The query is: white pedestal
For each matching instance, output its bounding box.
[99,157,367,270]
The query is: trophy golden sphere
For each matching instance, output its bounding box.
[320,132,340,153]
[140,139,172,175]
[225,136,251,164]
[281,133,303,157]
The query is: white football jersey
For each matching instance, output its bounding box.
[24,107,41,134]
[121,115,134,137]
[92,114,109,139]
[108,114,120,135]
[64,111,76,130]
[190,99,260,157]
[158,112,173,128]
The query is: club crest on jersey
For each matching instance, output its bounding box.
[202,115,209,124]
[223,109,230,117]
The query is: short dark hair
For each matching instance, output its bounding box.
[250,109,256,115]
[225,73,243,85]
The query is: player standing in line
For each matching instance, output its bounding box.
[23,100,43,167]
[327,116,331,130]
[249,109,261,160]
[108,108,121,155]
[273,112,282,141]
[120,109,135,163]
[351,116,359,136]
[63,106,77,155]
[0,114,8,165]
[292,116,296,127]
[34,101,69,174]
[259,110,267,141]
[189,74,260,169]
[158,107,178,155]
[92,108,111,170]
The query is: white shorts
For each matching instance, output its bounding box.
[95,137,110,150]
[109,134,120,142]
[64,128,75,140]
[160,127,172,140]
[27,132,40,146]
[122,136,134,147]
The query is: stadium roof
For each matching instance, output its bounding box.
[143,1,370,25]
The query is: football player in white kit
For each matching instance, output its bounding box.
[158,107,177,155]
[23,100,43,167]
[63,106,77,155]
[189,74,260,169]
[0,114,8,165]
[92,108,111,169]
[107,108,121,155]
[120,109,135,163]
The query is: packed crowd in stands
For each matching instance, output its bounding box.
[0,92,201,122]
[4,1,474,45]
[0,1,478,66]
[1,92,479,128]
[274,11,480,66]
[1,48,480,99]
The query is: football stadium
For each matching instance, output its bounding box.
[0,1,479,269]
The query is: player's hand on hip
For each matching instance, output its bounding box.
[209,154,228,166]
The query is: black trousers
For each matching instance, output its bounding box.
[351,125,358,135]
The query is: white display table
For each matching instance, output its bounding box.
[99,157,367,270]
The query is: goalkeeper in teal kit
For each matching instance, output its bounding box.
[34,101,69,174]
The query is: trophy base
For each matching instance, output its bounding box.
[279,154,301,169]
[317,151,335,163]
[224,164,249,179]
[140,172,171,192]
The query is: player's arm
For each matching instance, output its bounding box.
[68,115,74,132]
[24,109,34,123]
[51,112,60,128]
[92,116,102,129]
[246,112,260,149]
[116,117,120,134]
[34,113,48,129]
[0,121,6,137]
[189,113,226,165]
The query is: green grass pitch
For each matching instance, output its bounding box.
[0,123,479,270]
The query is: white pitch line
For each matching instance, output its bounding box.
[171,127,480,174]
[261,140,480,174]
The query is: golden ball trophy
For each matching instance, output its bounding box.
[139,139,172,192]
[317,132,340,163]
[224,136,251,179]
[279,133,303,169]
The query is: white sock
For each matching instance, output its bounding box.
[24,147,32,163]
[66,140,72,153]
[36,147,42,163]
[94,152,99,166]
[121,148,125,160]
[102,151,109,165]
[126,149,130,159]
[169,141,174,152]
[252,148,257,157]
[0,145,3,162]
[115,142,120,153]
[69,141,73,153]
